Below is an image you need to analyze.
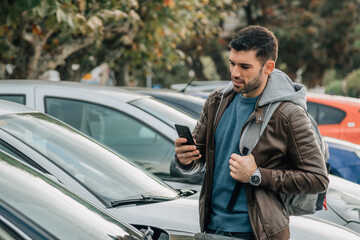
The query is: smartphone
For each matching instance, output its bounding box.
[174,124,196,146]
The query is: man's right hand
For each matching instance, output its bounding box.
[175,137,201,165]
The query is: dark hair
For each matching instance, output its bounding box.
[229,25,278,65]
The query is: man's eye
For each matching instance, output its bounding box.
[242,65,250,69]
[229,62,235,66]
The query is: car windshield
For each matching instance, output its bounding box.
[0,153,143,240]
[129,97,197,131]
[0,113,178,205]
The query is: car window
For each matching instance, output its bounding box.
[0,153,143,240]
[0,95,25,105]
[0,113,178,206]
[129,97,197,131]
[44,97,175,176]
[307,102,346,125]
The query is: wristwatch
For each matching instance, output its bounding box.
[249,168,261,186]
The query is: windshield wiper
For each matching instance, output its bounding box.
[111,195,174,208]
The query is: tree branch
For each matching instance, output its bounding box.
[38,37,95,74]
[27,30,54,78]
[103,22,130,39]
[21,22,33,43]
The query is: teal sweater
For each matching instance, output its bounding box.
[208,93,258,232]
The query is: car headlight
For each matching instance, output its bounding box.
[327,188,360,222]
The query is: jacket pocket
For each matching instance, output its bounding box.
[253,189,289,237]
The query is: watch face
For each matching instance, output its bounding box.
[251,175,260,185]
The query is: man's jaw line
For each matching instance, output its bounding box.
[232,80,261,97]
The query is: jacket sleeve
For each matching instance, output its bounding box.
[258,103,329,195]
[175,94,210,174]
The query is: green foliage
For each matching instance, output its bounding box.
[325,80,345,96]
[242,0,360,88]
[322,69,338,86]
[0,0,247,80]
[345,69,360,98]
[136,63,191,88]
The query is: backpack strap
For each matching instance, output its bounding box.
[227,102,281,212]
[239,102,281,155]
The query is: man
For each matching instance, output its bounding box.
[174,25,329,240]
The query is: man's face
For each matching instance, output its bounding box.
[229,49,268,98]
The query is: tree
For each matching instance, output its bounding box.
[344,68,360,98]
[0,0,247,82]
[239,0,360,87]
[0,0,136,79]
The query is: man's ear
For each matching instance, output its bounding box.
[264,61,275,75]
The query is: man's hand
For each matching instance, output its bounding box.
[175,137,201,165]
[229,153,257,183]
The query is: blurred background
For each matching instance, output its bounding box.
[0,0,359,97]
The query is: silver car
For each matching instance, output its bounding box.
[0,100,360,239]
[0,147,167,240]
[0,99,200,236]
[0,80,200,184]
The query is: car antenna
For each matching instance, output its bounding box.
[180,70,195,93]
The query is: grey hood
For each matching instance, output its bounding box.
[259,69,307,110]
[220,68,307,111]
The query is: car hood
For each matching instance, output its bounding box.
[108,197,200,235]
[290,216,360,239]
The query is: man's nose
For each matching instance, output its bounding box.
[231,66,241,78]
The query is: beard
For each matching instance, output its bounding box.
[233,68,263,95]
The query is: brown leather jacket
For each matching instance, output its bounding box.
[176,70,329,240]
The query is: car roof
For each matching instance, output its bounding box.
[307,93,360,108]
[0,80,146,102]
[324,136,360,151]
[0,99,37,115]
[170,80,230,92]
[123,87,206,103]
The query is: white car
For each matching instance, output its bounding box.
[0,99,359,240]
[0,80,200,184]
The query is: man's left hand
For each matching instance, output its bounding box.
[229,153,258,183]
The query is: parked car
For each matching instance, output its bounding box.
[0,80,201,184]
[307,93,360,145]
[0,147,168,240]
[0,99,200,236]
[0,100,359,240]
[311,174,360,233]
[324,136,360,184]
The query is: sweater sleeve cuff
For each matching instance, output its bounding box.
[175,154,195,171]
